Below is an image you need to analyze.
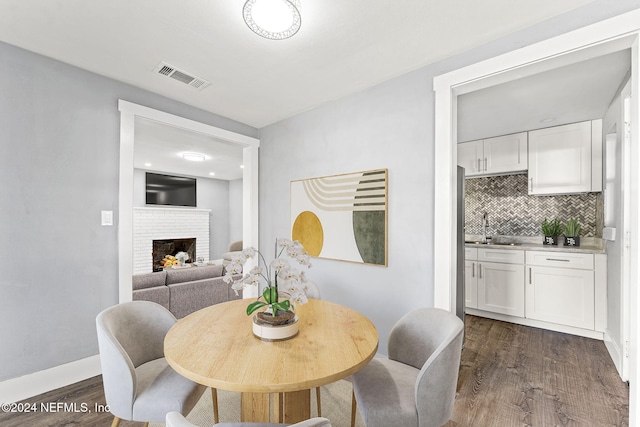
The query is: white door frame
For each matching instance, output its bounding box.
[117,100,260,303]
[433,10,640,424]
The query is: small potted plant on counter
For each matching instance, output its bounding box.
[562,218,581,247]
[541,218,561,245]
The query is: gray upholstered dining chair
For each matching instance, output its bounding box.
[166,412,332,427]
[96,301,212,427]
[351,307,464,427]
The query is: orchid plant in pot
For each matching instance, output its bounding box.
[223,238,313,329]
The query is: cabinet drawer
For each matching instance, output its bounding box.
[465,247,478,260]
[478,248,524,264]
[525,251,593,270]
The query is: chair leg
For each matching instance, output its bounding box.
[351,391,357,427]
[111,416,121,427]
[316,387,322,417]
[212,387,219,424]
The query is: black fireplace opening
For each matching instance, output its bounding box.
[152,238,196,272]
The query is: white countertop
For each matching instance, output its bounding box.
[464,235,606,254]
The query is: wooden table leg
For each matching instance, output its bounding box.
[240,392,270,422]
[282,389,311,423]
[273,393,284,423]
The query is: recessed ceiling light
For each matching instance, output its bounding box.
[209,172,216,176]
[240,165,245,169]
[144,162,152,167]
[540,118,555,123]
[181,152,206,161]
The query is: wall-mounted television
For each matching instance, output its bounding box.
[146,172,197,207]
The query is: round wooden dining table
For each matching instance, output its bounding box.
[164,298,379,423]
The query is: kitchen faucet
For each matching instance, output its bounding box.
[481,212,489,243]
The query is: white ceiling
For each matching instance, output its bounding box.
[457,49,631,142]
[0,0,596,128]
[134,118,245,180]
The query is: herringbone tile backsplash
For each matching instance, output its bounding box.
[465,174,602,237]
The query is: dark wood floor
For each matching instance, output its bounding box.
[445,315,629,427]
[0,315,628,427]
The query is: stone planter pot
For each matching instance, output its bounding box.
[253,310,298,341]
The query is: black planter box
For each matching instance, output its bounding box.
[543,235,558,245]
[564,236,580,247]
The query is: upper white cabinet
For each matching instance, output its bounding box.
[528,120,602,195]
[458,132,528,177]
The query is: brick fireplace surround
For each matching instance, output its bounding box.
[133,207,210,275]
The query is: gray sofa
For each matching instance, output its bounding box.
[132,264,242,318]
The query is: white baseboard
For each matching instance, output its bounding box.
[604,329,626,381]
[0,355,102,404]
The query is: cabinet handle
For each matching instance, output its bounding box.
[529,178,533,192]
[484,158,487,171]
[472,263,475,278]
[529,268,532,284]
[546,258,570,262]
[478,264,482,279]
[477,158,481,172]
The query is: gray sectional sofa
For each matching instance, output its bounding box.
[132,264,242,318]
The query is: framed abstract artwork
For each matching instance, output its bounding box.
[290,169,388,266]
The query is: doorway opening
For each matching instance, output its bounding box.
[118,100,260,303]
[433,11,640,424]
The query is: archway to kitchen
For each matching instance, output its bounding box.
[117,100,260,303]
[433,10,640,424]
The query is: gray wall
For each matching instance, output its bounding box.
[258,0,640,353]
[0,41,257,382]
[229,179,243,245]
[198,177,231,260]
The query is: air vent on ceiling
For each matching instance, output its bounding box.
[154,62,211,90]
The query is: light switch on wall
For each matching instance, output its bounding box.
[101,210,113,226]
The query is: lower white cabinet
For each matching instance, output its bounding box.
[525,251,596,330]
[465,260,478,309]
[466,248,524,316]
[465,247,605,338]
[526,266,594,329]
[478,262,525,317]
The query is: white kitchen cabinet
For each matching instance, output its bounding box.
[465,260,478,309]
[465,248,478,309]
[528,120,602,195]
[466,248,525,317]
[458,132,527,177]
[458,140,484,176]
[478,261,525,317]
[525,251,595,330]
[526,266,595,329]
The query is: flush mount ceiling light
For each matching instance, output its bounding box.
[181,152,206,161]
[243,0,301,40]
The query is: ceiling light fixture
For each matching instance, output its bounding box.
[181,152,206,162]
[243,0,301,40]
[209,172,216,176]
